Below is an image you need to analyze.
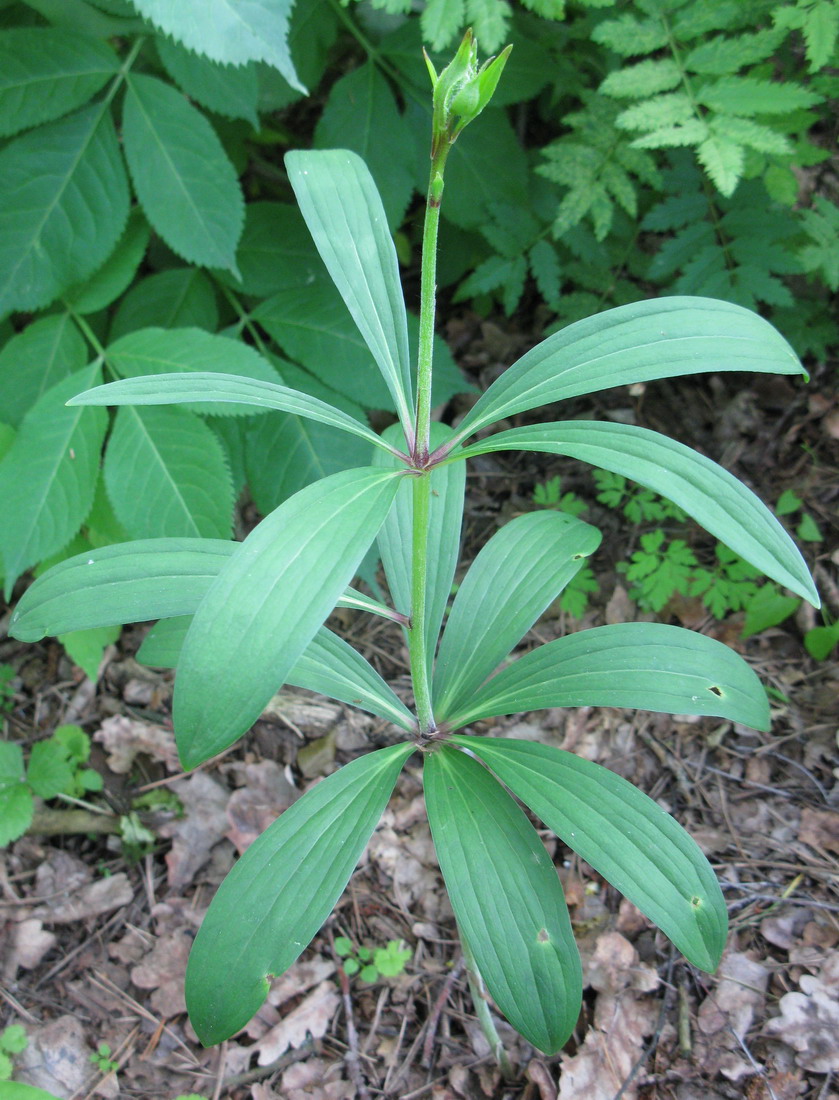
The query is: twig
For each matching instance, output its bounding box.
[329,931,371,1100]
[422,955,464,1066]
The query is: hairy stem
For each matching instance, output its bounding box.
[409,470,435,735]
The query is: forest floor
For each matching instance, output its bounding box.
[1,310,838,1100]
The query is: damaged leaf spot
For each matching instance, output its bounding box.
[708,685,723,697]
[537,928,551,944]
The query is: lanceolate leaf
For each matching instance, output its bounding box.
[122,73,244,274]
[374,423,465,644]
[453,737,727,971]
[457,421,819,606]
[444,622,770,732]
[69,370,395,454]
[186,742,413,1045]
[10,539,398,645]
[131,0,304,90]
[0,27,119,138]
[174,467,402,768]
[424,745,582,1054]
[286,149,414,440]
[434,512,602,720]
[0,103,129,314]
[0,364,106,598]
[288,628,416,731]
[447,298,805,446]
[104,405,234,539]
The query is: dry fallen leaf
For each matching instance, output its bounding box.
[3,917,57,980]
[585,931,659,996]
[280,1056,354,1099]
[13,1013,117,1099]
[695,950,769,1081]
[764,953,839,1072]
[798,807,839,856]
[130,928,192,1017]
[32,850,132,924]
[225,759,299,853]
[94,713,179,773]
[158,771,230,890]
[254,979,341,1064]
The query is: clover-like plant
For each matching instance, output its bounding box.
[10,31,819,1055]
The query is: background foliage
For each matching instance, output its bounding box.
[0,0,836,670]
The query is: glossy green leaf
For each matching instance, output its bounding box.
[123,73,244,274]
[434,512,602,720]
[186,741,413,1044]
[0,314,87,428]
[444,622,770,732]
[454,737,727,971]
[0,27,119,138]
[424,745,581,1054]
[64,208,150,315]
[315,62,416,229]
[457,420,818,606]
[286,149,414,438]
[374,423,465,647]
[174,467,402,768]
[0,103,129,314]
[0,364,107,597]
[448,298,805,446]
[104,405,234,539]
[156,37,260,128]
[70,370,394,454]
[109,269,218,340]
[131,0,303,90]
[287,628,415,731]
[9,539,236,642]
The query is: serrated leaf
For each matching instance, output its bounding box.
[697,77,822,117]
[110,269,218,340]
[708,115,791,156]
[186,741,413,1043]
[421,0,465,50]
[630,119,708,149]
[0,364,106,597]
[26,739,73,799]
[600,58,682,99]
[374,423,465,649]
[0,742,33,846]
[216,201,324,298]
[453,737,727,971]
[286,149,414,437]
[72,369,391,453]
[315,62,416,229]
[684,27,784,75]
[0,104,129,315]
[123,73,244,275]
[434,512,602,719]
[424,745,581,1054]
[174,467,401,768]
[0,315,87,429]
[457,420,818,605]
[528,240,562,310]
[801,1,839,70]
[697,134,744,196]
[449,297,805,445]
[592,14,669,55]
[156,37,259,128]
[64,207,150,315]
[104,405,233,539]
[466,0,512,53]
[0,27,119,138]
[130,0,303,89]
[444,622,771,732]
[616,93,694,133]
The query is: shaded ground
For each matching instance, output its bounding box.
[1,314,838,1100]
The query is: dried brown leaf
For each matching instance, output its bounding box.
[254,979,341,1064]
[764,953,839,1072]
[158,771,230,890]
[94,714,179,773]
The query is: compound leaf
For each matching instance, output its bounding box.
[457,420,818,606]
[0,27,119,138]
[130,0,303,89]
[186,741,413,1044]
[174,467,401,768]
[0,314,87,429]
[0,364,106,597]
[123,73,244,275]
[434,511,602,719]
[0,103,129,315]
[450,298,804,444]
[104,405,234,539]
[453,737,727,971]
[285,149,414,439]
[444,622,770,732]
[424,745,581,1054]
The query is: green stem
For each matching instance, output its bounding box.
[460,930,514,1080]
[409,470,435,736]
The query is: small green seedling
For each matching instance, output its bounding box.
[0,1024,27,1080]
[89,1042,118,1076]
[532,475,587,517]
[0,724,103,847]
[335,936,411,982]
[10,30,819,1057]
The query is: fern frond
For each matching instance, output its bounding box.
[774,0,839,71]
[798,196,839,289]
[466,0,512,53]
[421,0,465,51]
[696,76,822,115]
[592,14,670,55]
[708,115,792,154]
[616,92,694,131]
[600,58,682,98]
[683,27,784,72]
[630,119,709,148]
[528,239,562,309]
